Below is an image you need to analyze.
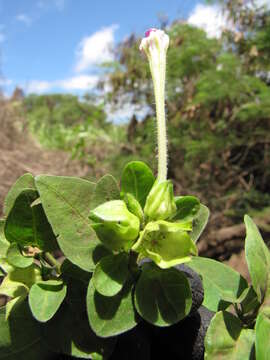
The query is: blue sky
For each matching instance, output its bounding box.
[1,0,214,95]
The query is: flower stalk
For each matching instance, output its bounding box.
[140,29,169,182]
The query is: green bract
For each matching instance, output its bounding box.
[123,193,144,226]
[90,200,140,251]
[133,220,197,269]
[144,180,177,221]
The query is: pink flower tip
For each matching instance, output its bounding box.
[145,28,157,38]
[140,28,170,55]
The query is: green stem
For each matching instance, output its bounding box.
[44,252,61,274]
[149,54,168,182]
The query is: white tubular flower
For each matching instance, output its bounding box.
[139,28,170,182]
[139,28,169,61]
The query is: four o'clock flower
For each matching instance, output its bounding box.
[132,220,197,269]
[89,28,196,270]
[140,29,170,183]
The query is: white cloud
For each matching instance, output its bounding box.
[105,92,151,124]
[25,75,99,94]
[0,78,12,87]
[188,4,229,38]
[12,23,118,96]
[58,75,99,90]
[255,0,270,7]
[188,1,270,39]
[107,103,150,124]
[27,80,51,93]
[75,25,118,73]
[16,14,32,26]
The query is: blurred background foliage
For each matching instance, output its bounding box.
[2,0,270,260]
[22,93,126,168]
[100,0,270,225]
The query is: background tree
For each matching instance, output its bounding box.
[102,12,270,240]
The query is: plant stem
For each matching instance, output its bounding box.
[149,55,168,182]
[44,252,61,274]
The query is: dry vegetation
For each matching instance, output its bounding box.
[0,96,90,217]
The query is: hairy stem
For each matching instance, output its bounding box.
[149,55,168,182]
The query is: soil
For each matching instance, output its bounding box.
[0,99,91,217]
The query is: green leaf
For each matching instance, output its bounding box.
[244,215,270,303]
[93,253,129,296]
[29,280,67,322]
[5,295,27,320]
[190,204,210,242]
[174,196,200,221]
[61,258,91,285]
[205,311,255,359]
[134,262,192,326]
[0,221,9,275]
[35,175,100,272]
[0,300,53,360]
[45,264,114,358]
[87,278,137,337]
[235,286,260,319]
[90,174,120,209]
[188,257,248,311]
[0,276,29,319]
[121,161,155,208]
[43,299,116,359]
[0,277,29,298]
[7,263,42,289]
[255,310,270,360]
[0,220,9,259]
[0,259,13,275]
[3,173,36,217]
[4,189,58,251]
[6,243,34,268]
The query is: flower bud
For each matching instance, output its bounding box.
[90,200,140,252]
[123,193,144,226]
[139,28,169,62]
[132,220,197,269]
[139,29,170,182]
[144,180,177,221]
